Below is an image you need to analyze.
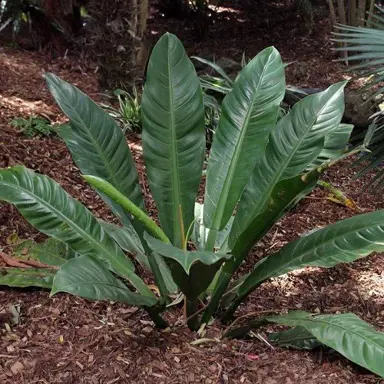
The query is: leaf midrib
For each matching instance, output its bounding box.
[210,52,274,231]
[241,88,342,237]
[51,81,131,199]
[167,42,182,245]
[293,316,384,355]
[245,218,384,292]
[272,220,384,276]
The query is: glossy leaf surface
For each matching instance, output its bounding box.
[144,233,230,299]
[141,33,205,247]
[204,47,285,233]
[230,83,346,249]
[268,326,322,350]
[268,311,384,378]
[238,210,384,299]
[52,255,157,307]
[0,167,154,298]
[46,74,143,210]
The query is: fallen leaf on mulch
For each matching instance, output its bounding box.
[10,361,24,375]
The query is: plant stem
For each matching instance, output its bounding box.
[184,218,196,250]
[317,145,366,173]
[83,175,170,244]
[221,293,248,323]
[178,204,186,250]
[186,298,200,330]
[205,228,217,251]
[201,271,231,324]
[146,307,169,329]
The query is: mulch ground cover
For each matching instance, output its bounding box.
[0,1,383,382]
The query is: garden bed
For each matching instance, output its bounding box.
[0,3,383,382]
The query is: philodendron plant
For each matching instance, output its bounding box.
[0,33,383,377]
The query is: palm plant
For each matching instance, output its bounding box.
[0,33,383,377]
[333,5,384,189]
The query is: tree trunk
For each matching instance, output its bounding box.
[337,0,347,24]
[337,0,348,64]
[328,0,337,25]
[349,0,357,26]
[366,0,376,27]
[86,0,149,90]
[357,0,367,26]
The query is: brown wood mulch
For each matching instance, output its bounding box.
[0,2,383,382]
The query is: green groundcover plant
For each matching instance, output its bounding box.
[0,33,383,377]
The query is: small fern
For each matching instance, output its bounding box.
[10,116,55,137]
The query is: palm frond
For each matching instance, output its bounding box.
[333,6,384,190]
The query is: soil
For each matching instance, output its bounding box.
[0,1,383,383]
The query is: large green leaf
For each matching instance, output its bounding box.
[224,310,384,377]
[267,311,384,378]
[229,82,346,249]
[100,220,178,294]
[236,209,384,301]
[207,83,345,322]
[14,238,75,267]
[0,167,153,298]
[205,91,348,323]
[144,233,231,273]
[0,268,56,289]
[99,220,148,266]
[46,74,143,212]
[230,170,319,260]
[202,171,319,324]
[147,251,174,303]
[308,123,353,169]
[144,233,231,299]
[52,255,157,307]
[141,33,205,248]
[59,125,138,231]
[203,47,285,236]
[268,326,322,350]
